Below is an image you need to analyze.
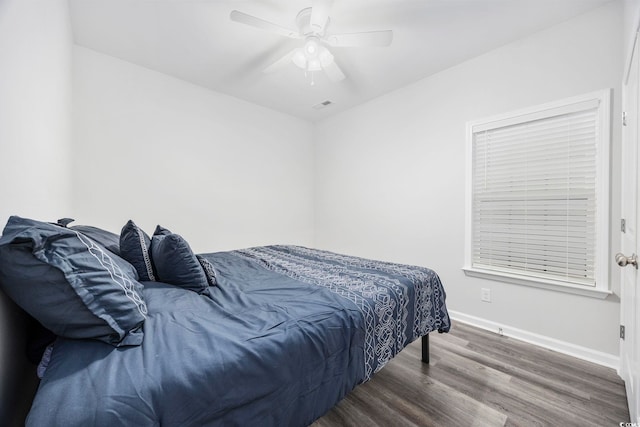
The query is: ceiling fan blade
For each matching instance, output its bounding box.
[323,60,346,82]
[230,10,299,39]
[310,0,333,33]
[263,48,299,74]
[326,30,393,47]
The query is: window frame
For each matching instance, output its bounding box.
[463,90,611,299]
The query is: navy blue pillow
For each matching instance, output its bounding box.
[153,225,171,236]
[0,216,147,346]
[49,218,121,256]
[72,225,121,256]
[120,220,156,281]
[150,226,209,295]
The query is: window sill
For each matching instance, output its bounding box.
[462,267,612,299]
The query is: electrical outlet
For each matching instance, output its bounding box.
[481,288,491,302]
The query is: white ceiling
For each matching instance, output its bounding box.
[69,0,613,122]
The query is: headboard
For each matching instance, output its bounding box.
[0,289,39,426]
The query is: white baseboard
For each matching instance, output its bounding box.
[448,310,620,370]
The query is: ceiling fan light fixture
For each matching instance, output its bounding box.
[304,38,320,58]
[307,58,322,71]
[293,37,330,73]
[292,49,307,69]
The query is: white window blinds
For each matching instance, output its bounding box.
[467,93,609,290]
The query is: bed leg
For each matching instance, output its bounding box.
[421,334,429,364]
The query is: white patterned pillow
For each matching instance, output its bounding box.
[196,255,218,287]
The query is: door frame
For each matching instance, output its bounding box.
[621,7,640,423]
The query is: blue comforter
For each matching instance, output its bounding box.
[26,245,450,426]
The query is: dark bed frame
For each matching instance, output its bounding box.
[0,290,40,427]
[422,334,430,364]
[0,288,432,426]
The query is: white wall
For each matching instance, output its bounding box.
[315,2,623,359]
[72,46,315,252]
[0,1,73,423]
[624,0,640,70]
[0,0,73,225]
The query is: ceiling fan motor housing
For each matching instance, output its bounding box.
[296,7,329,36]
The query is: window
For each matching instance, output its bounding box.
[464,91,610,298]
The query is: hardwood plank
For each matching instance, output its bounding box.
[430,333,592,401]
[311,322,629,426]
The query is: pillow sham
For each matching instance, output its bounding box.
[0,216,147,346]
[50,218,122,256]
[120,220,156,281]
[71,225,121,256]
[151,226,209,295]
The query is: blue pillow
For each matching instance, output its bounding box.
[72,225,121,256]
[120,220,156,281]
[47,218,121,256]
[0,216,147,346]
[150,226,209,295]
[153,225,171,236]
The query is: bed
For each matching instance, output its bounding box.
[0,216,450,426]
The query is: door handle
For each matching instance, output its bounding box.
[615,253,638,269]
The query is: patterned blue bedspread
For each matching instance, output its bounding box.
[233,245,450,380]
[27,245,450,426]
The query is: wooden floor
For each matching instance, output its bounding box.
[312,322,629,427]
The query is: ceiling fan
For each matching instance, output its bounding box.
[230,0,393,84]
